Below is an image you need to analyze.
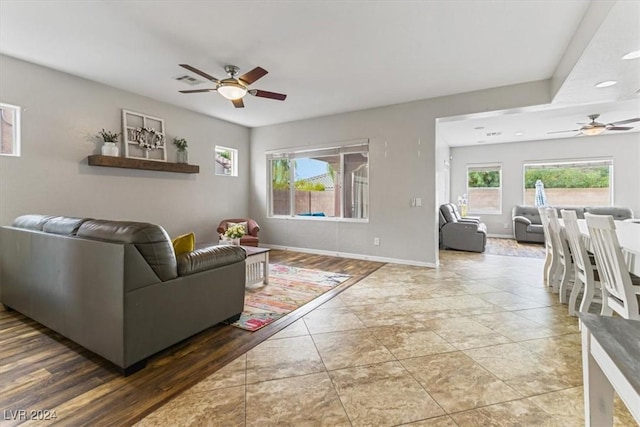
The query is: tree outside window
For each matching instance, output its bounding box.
[523,160,612,206]
[466,164,502,214]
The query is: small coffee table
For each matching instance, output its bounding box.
[197,243,270,287]
[242,246,270,287]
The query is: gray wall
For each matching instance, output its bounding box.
[250,80,551,266]
[0,55,250,242]
[450,132,640,236]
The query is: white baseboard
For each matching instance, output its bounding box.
[262,244,438,268]
[487,234,514,239]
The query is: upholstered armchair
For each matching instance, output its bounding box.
[439,203,487,253]
[217,218,260,247]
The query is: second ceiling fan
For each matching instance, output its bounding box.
[178,64,287,108]
[548,114,639,136]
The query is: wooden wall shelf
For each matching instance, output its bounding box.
[87,155,199,174]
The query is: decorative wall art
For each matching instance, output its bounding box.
[122,109,166,162]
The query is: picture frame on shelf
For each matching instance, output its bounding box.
[122,109,167,162]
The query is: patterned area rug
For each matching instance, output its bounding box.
[485,237,546,258]
[231,264,350,331]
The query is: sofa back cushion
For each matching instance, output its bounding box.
[77,220,178,281]
[43,216,91,236]
[12,214,55,231]
[553,206,585,219]
[584,206,633,220]
[440,204,458,224]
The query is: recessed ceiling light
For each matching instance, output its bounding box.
[515,132,524,136]
[595,80,617,88]
[474,126,485,130]
[622,50,640,60]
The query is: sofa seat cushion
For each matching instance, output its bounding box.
[239,235,259,247]
[526,224,544,234]
[78,220,177,282]
[177,245,246,276]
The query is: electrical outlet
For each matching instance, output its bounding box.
[373,237,380,246]
[503,223,509,229]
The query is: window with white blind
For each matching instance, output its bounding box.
[523,159,613,206]
[467,164,502,214]
[267,141,369,220]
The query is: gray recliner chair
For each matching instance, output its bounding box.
[439,203,487,253]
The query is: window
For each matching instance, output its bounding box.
[467,164,502,214]
[523,159,613,206]
[215,146,238,176]
[0,103,21,157]
[268,142,369,220]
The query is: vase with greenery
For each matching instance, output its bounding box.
[222,223,245,245]
[173,137,189,164]
[98,129,121,157]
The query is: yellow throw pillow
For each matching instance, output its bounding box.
[172,232,195,256]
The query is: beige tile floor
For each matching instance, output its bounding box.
[136,251,637,427]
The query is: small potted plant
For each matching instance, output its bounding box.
[173,137,189,164]
[98,129,121,157]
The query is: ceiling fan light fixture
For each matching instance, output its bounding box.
[581,126,606,136]
[217,82,247,100]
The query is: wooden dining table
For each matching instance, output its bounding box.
[575,219,640,276]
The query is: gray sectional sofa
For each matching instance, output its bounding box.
[512,205,634,243]
[0,214,247,375]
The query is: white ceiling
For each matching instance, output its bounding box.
[1,0,639,144]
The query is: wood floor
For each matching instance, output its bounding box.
[0,250,384,426]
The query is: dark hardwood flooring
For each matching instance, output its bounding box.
[0,250,384,426]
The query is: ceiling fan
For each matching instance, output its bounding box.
[548,114,640,136]
[178,64,287,108]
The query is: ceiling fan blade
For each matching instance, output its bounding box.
[608,117,640,126]
[238,67,268,85]
[179,88,216,93]
[231,98,245,108]
[179,64,219,83]
[547,129,579,134]
[607,126,633,131]
[249,89,287,101]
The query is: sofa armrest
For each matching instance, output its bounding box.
[246,219,260,236]
[459,217,480,224]
[513,215,532,226]
[177,245,246,277]
[442,221,483,234]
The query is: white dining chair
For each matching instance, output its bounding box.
[538,206,560,291]
[585,213,640,320]
[561,209,605,315]
[547,208,574,303]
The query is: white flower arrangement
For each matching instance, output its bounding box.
[130,127,165,150]
[224,224,246,239]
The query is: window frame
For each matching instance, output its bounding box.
[522,158,614,206]
[0,102,21,157]
[215,145,238,177]
[266,141,369,222]
[466,163,503,215]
